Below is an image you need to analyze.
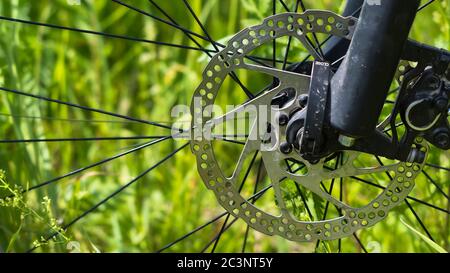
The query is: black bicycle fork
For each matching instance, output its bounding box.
[292,0,449,163]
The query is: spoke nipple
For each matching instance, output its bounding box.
[280,142,293,154]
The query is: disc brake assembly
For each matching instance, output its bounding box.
[189,10,442,242]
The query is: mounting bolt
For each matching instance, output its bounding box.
[433,97,448,112]
[298,94,308,108]
[428,76,440,89]
[280,142,293,154]
[338,134,356,148]
[434,132,449,148]
[277,114,289,126]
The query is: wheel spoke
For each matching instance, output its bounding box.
[242,159,264,253]
[0,136,169,144]
[0,86,175,131]
[1,137,171,199]
[297,1,325,59]
[421,170,449,200]
[405,199,436,242]
[350,175,450,214]
[206,152,259,253]
[426,163,450,172]
[0,15,212,53]
[375,156,437,242]
[281,0,301,70]
[285,161,314,219]
[28,142,189,252]
[156,184,272,252]
[418,0,436,12]
[353,233,368,253]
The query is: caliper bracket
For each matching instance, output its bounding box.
[300,61,331,156]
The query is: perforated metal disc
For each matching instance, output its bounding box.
[190,10,428,241]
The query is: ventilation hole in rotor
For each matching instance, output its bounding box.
[277,21,285,28]
[241,186,281,218]
[328,17,335,24]
[259,29,267,37]
[270,30,276,37]
[297,17,305,25]
[249,30,256,37]
[322,173,383,209]
[285,159,308,176]
[317,18,324,26]
[279,180,316,221]
[325,25,332,32]
[267,20,274,27]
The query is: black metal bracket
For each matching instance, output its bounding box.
[299,61,331,157]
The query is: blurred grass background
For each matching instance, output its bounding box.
[0,0,448,253]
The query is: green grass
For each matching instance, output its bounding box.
[0,0,448,253]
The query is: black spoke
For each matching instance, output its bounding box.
[426,163,450,172]
[285,161,314,220]
[316,154,341,251]
[0,86,176,131]
[0,113,144,124]
[1,136,171,199]
[297,0,325,59]
[156,184,272,253]
[353,233,368,253]
[112,0,210,43]
[298,5,362,66]
[28,142,189,252]
[298,0,431,67]
[375,156,436,242]
[206,152,259,253]
[0,15,212,53]
[338,155,344,253]
[418,0,436,12]
[405,199,436,242]
[242,159,264,253]
[181,0,254,99]
[272,0,277,69]
[0,136,169,144]
[349,175,450,214]
[421,170,449,200]
[281,0,301,70]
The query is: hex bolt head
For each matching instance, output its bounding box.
[428,76,440,89]
[433,97,448,112]
[434,132,449,148]
[298,95,308,108]
[277,114,289,126]
[280,142,293,154]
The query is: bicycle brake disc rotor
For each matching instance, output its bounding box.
[190,10,428,242]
